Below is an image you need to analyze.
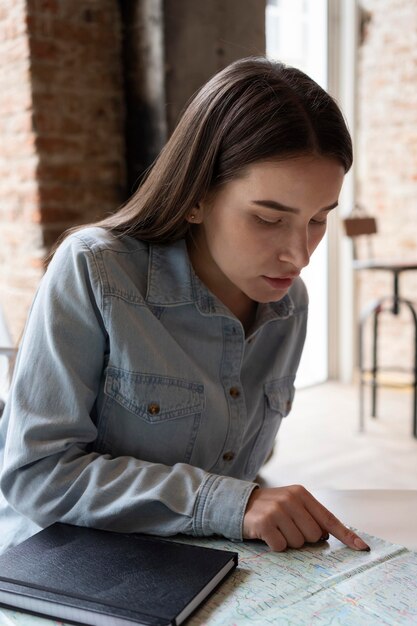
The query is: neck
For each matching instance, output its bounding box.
[214,283,258,333]
[186,234,257,333]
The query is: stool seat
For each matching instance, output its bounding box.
[353,259,417,272]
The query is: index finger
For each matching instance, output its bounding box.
[301,491,370,551]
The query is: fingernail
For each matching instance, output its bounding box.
[354,537,370,551]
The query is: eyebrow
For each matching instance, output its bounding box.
[251,200,339,214]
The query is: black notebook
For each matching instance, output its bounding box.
[0,523,238,626]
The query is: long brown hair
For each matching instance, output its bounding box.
[67,57,353,245]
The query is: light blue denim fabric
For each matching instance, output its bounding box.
[0,227,308,553]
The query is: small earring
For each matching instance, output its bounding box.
[189,214,196,220]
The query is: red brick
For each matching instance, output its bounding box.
[32,207,83,223]
[0,0,125,338]
[32,0,59,14]
[29,37,59,60]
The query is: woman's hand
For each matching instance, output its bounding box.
[243,485,370,552]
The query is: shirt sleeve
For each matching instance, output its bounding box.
[0,234,258,541]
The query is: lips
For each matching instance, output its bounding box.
[262,275,296,290]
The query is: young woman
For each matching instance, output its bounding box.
[0,57,369,554]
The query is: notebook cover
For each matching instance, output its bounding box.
[0,523,238,626]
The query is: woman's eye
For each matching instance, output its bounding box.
[255,215,282,226]
[310,218,327,226]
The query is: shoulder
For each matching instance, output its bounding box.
[62,226,148,256]
[52,229,196,306]
[51,227,149,274]
[43,228,150,300]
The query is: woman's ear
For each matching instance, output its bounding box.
[186,203,204,224]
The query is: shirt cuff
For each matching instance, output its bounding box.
[192,473,259,541]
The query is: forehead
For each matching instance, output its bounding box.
[211,156,345,207]
[240,155,344,181]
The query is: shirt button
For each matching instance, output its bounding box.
[229,387,240,398]
[147,402,160,415]
[223,451,235,462]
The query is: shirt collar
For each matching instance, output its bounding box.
[146,239,195,306]
[145,239,295,322]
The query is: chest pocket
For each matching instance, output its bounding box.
[102,367,205,465]
[245,377,295,479]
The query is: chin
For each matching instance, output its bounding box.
[252,290,289,304]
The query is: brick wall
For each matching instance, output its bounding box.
[0,1,40,343]
[0,0,126,342]
[0,1,267,348]
[356,0,417,379]
[1,0,415,382]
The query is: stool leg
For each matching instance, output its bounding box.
[359,313,365,432]
[414,328,417,438]
[371,305,380,418]
[408,301,417,437]
[390,298,417,438]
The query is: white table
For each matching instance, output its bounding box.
[314,489,417,550]
[1,490,416,625]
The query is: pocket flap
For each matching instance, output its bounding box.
[264,377,295,416]
[105,367,205,422]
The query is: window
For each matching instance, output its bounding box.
[266,0,328,387]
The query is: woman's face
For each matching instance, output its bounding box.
[187,155,345,312]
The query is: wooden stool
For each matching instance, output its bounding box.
[343,210,417,437]
[355,261,417,437]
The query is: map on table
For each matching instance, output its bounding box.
[184,532,417,625]
[0,530,416,625]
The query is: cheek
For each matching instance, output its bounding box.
[205,211,234,240]
[210,216,252,250]
[308,227,327,254]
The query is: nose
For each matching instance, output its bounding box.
[277,228,310,271]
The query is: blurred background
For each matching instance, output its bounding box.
[0,0,416,487]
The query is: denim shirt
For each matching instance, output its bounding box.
[0,227,308,553]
